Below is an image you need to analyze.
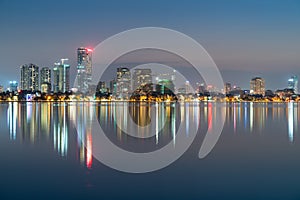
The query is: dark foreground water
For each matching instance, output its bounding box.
[0,102,299,200]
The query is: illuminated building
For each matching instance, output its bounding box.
[288,75,298,94]
[250,77,265,95]
[185,81,191,94]
[132,68,152,91]
[53,59,70,93]
[109,79,117,95]
[156,79,175,95]
[75,47,92,93]
[9,81,18,92]
[20,63,39,91]
[225,82,232,94]
[96,81,107,93]
[116,67,131,99]
[198,83,206,94]
[40,67,51,93]
[41,83,51,94]
[0,85,3,93]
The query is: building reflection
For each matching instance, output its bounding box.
[7,102,17,140]
[70,102,94,169]
[40,102,51,140]
[5,101,299,169]
[53,103,68,157]
[288,103,294,142]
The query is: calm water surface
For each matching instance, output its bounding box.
[0,102,299,199]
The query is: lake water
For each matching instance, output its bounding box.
[0,102,299,199]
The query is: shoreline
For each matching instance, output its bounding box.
[1,100,299,103]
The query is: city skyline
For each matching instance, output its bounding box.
[0,0,299,90]
[0,53,299,96]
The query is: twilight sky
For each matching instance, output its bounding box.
[0,0,299,90]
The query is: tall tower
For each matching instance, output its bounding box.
[288,75,298,94]
[132,68,152,90]
[250,77,265,95]
[53,59,70,93]
[20,63,39,92]
[225,82,232,95]
[116,67,131,99]
[76,47,92,93]
[40,67,51,93]
[20,65,29,90]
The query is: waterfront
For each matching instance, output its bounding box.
[1,102,300,199]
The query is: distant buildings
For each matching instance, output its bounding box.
[198,83,206,94]
[132,68,152,91]
[53,59,70,93]
[288,75,298,94]
[0,85,3,93]
[109,79,117,95]
[40,67,51,93]
[225,82,232,95]
[75,47,92,93]
[9,81,18,92]
[116,67,131,99]
[178,81,192,94]
[96,81,107,93]
[20,63,39,92]
[156,79,175,95]
[12,46,298,102]
[250,77,265,95]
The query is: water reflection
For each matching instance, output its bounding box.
[53,104,68,157]
[3,102,300,169]
[7,102,17,140]
[288,103,294,142]
[224,102,299,142]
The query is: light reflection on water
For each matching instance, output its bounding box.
[3,102,300,169]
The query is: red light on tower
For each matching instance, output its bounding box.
[86,48,93,52]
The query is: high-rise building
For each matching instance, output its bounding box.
[109,79,117,95]
[76,47,92,93]
[198,83,206,94]
[156,79,175,95]
[20,65,29,90]
[250,77,265,95]
[96,81,107,93]
[185,81,191,94]
[40,67,51,93]
[53,59,70,93]
[288,75,298,94]
[116,67,131,99]
[132,68,152,91]
[9,81,18,92]
[225,82,232,94]
[20,63,39,91]
[40,67,51,85]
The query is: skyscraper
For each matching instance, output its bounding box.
[250,77,265,95]
[225,82,232,95]
[53,59,70,93]
[288,75,298,94]
[132,68,152,91]
[76,47,92,93]
[20,63,39,91]
[40,67,51,93]
[96,81,107,93]
[116,67,131,99]
[109,79,117,95]
[156,79,175,95]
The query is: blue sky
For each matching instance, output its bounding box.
[0,0,299,90]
